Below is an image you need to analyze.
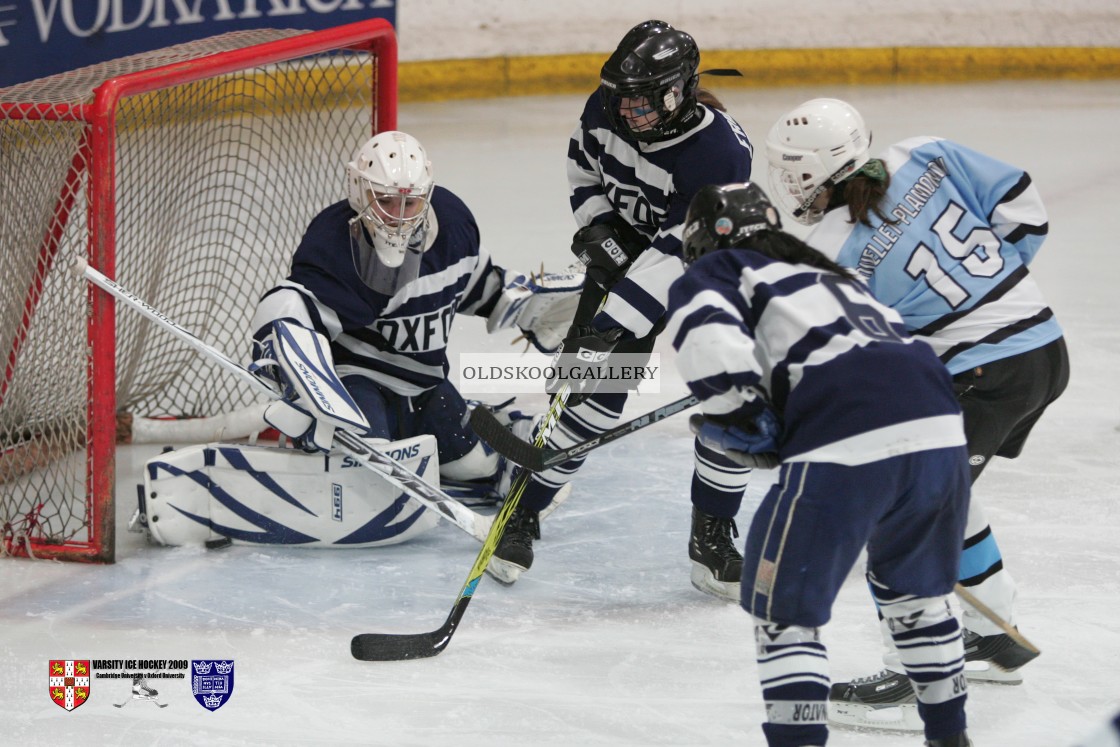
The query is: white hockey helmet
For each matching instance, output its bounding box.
[346,131,434,293]
[765,98,871,225]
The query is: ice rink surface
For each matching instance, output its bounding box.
[2,80,1119,745]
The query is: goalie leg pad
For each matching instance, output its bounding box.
[139,435,440,548]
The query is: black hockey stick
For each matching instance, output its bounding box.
[350,386,571,661]
[470,393,699,471]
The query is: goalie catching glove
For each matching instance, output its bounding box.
[250,320,370,452]
[487,267,585,353]
[689,406,782,469]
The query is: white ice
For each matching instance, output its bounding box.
[3,80,1119,746]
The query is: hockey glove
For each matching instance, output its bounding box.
[688,407,782,469]
[249,320,370,453]
[485,267,586,353]
[570,219,646,290]
[546,324,623,406]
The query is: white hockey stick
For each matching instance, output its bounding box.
[76,258,491,542]
[125,403,272,444]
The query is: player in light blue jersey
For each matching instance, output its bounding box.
[766,98,1069,729]
[490,20,758,593]
[250,131,583,505]
[666,182,972,747]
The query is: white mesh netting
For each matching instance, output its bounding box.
[1,26,388,557]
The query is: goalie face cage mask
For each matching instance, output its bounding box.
[349,214,425,296]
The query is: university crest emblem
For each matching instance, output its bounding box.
[191,659,234,711]
[48,659,90,711]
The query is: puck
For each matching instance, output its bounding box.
[204,537,233,550]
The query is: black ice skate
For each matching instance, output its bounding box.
[827,668,923,732]
[925,732,972,747]
[486,504,540,584]
[962,628,1039,684]
[688,507,742,602]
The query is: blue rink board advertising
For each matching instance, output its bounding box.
[0,1,396,89]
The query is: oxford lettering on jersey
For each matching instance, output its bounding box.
[374,306,454,353]
[605,182,656,229]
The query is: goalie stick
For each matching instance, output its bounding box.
[470,393,700,471]
[350,386,571,661]
[75,258,491,543]
[0,405,276,485]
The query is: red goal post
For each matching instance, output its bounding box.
[0,19,397,562]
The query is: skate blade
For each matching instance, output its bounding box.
[964,659,1024,684]
[485,557,525,585]
[689,562,740,603]
[828,701,924,732]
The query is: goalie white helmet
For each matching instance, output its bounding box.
[346,131,435,294]
[765,98,871,225]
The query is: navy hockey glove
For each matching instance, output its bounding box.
[570,219,646,290]
[689,408,781,469]
[546,324,624,406]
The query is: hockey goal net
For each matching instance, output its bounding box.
[0,19,397,562]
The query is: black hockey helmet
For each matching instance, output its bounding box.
[681,182,783,263]
[599,20,701,142]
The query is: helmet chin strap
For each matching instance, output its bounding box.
[628,101,701,143]
[792,158,859,221]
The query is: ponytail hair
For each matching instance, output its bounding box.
[695,87,727,112]
[831,158,896,227]
[743,230,855,279]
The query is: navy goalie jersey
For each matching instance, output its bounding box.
[252,186,502,397]
[806,137,1062,375]
[666,249,965,464]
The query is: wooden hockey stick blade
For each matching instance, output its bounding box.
[470,394,699,471]
[953,583,1041,655]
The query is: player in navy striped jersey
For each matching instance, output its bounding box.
[666,182,972,747]
[490,20,757,592]
[250,131,582,501]
[766,98,1069,724]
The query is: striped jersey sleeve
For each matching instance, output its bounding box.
[665,249,964,465]
[567,92,754,337]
